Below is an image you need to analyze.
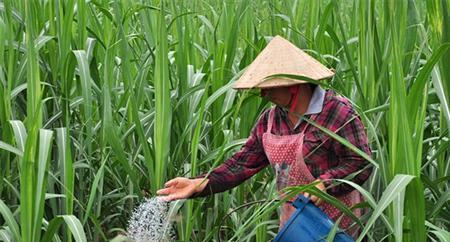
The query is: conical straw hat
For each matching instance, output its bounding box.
[232,35,334,89]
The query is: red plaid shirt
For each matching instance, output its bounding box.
[193,89,372,197]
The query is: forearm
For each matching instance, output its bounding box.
[190,156,269,198]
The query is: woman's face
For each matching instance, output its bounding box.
[261,86,292,107]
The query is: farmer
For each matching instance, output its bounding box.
[157,36,372,237]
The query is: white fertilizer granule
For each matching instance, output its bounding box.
[127,197,177,242]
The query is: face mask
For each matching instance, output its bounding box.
[288,85,300,113]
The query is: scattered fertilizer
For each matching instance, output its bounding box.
[127,197,178,242]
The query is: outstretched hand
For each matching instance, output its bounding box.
[156,177,209,202]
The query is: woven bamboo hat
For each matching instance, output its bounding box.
[232,35,334,89]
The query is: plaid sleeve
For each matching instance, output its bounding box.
[190,110,270,198]
[318,99,373,195]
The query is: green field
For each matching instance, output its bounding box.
[0,0,449,241]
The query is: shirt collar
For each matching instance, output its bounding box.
[279,85,326,129]
[305,85,326,115]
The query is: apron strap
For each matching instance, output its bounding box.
[300,114,316,133]
[267,107,276,133]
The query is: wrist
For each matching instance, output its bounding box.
[193,178,209,193]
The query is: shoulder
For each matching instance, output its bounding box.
[324,90,356,113]
[319,90,359,127]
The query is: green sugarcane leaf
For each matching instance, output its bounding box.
[56,128,74,217]
[0,229,12,242]
[357,174,415,242]
[407,43,450,125]
[0,140,23,157]
[33,129,53,240]
[9,120,27,152]
[0,200,21,242]
[425,221,450,242]
[153,2,171,192]
[42,215,87,242]
[82,155,108,225]
[335,179,393,233]
[73,50,93,143]
[62,215,87,242]
[41,217,63,242]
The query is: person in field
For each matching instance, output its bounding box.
[157,35,372,238]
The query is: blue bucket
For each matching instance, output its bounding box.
[273,195,355,242]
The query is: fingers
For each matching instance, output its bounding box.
[303,192,322,205]
[158,177,197,201]
[156,187,173,195]
[165,178,181,187]
[303,179,327,205]
[310,195,322,205]
[314,198,322,205]
[160,195,173,202]
[160,191,190,202]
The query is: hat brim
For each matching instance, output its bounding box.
[231,35,335,90]
[232,73,334,89]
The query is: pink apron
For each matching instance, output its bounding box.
[262,108,361,236]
